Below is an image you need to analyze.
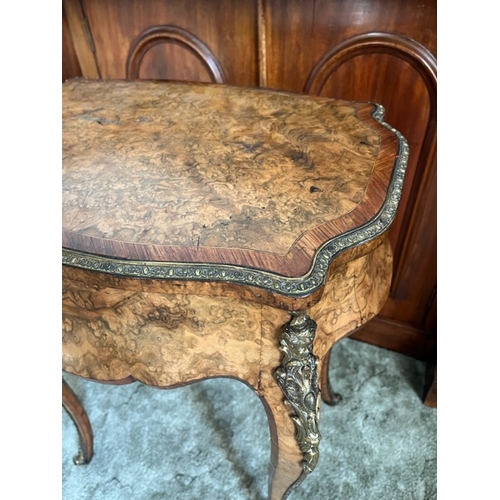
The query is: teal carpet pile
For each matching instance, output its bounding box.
[62,338,437,499]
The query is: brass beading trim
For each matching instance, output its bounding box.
[62,105,409,298]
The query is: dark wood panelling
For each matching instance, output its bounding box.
[80,0,258,86]
[303,35,436,324]
[350,315,433,361]
[137,42,213,82]
[126,25,227,82]
[62,6,82,81]
[263,0,437,354]
[263,0,436,93]
[63,0,100,79]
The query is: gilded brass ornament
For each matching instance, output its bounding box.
[274,311,321,488]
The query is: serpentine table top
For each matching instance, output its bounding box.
[62,79,408,499]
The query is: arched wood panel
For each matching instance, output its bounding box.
[126,25,227,83]
[137,44,213,82]
[78,0,258,86]
[304,33,437,328]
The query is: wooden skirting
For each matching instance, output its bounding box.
[350,315,435,362]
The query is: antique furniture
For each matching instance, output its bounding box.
[63,0,437,382]
[62,79,408,499]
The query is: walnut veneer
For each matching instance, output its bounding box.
[62,79,407,499]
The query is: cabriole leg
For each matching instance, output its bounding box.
[62,378,94,465]
[270,311,321,499]
[319,345,342,406]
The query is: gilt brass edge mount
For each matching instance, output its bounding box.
[274,311,321,476]
[62,105,408,297]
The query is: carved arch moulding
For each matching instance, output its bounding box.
[126,25,227,83]
[304,32,436,298]
[304,32,436,101]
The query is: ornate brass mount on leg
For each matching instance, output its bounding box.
[274,311,321,494]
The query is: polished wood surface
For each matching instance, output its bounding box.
[62,0,436,368]
[63,241,393,499]
[62,378,94,465]
[79,0,258,86]
[63,241,392,385]
[62,6,82,82]
[263,2,437,320]
[63,79,399,279]
[62,0,99,79]
[423,365,437,408]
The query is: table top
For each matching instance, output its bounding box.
[62,79,408,298]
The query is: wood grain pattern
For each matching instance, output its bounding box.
[63,283,266,387]
[257,0,268,87]
[61,233,386,313]
[259,0,436,359]
[62,81,377,254]
[62,0,100,79]
[60,3,429,495]
[259,306,303,499]
[304,32,437,310]
[80,0,258,86]
[62,0,436,381]
[62,378,94,464]
[62,6,82,82]
[62,269,299,497]
[311,238,392,352]
[63,79,400,279]
[62,237,392,498]
[302,31,436,324]
[126,25,227,83]
[311,238,392,402]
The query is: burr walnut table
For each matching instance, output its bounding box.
[62,79,408,499]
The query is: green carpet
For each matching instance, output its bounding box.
[62,338,437,499]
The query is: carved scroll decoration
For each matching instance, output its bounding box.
[274,311,321,481]
[126,25,227,83]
